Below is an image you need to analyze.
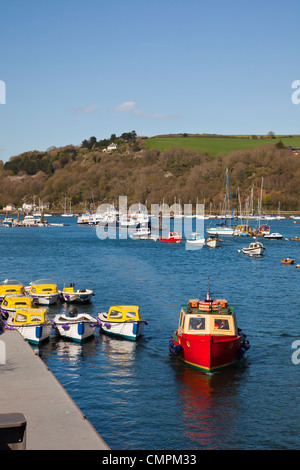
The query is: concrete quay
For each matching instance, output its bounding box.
[0,329,110,450]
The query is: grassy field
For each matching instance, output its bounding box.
[144,134,300,155]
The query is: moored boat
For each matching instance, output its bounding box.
[242,238,265,256]
[205,235,222,248]
[264,232,283,240]
[169,282,249,373]
[281,258,294,264]
[160,231,182,244]
[98,305,147,341]
[26,279,60,305]
[186,232,205,246]
[53,308,98,342]
[6,308,52,344]
[0,294,35,319]
[59,283,94,303]
[0,280,25,302]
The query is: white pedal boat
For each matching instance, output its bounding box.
[53,309,99,342]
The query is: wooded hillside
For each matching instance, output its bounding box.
[1,132,300,213]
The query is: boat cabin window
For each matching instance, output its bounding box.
[42,288,52,292]
[31,315,43,322]
[214,318,230,330]
[15,302,27,306]
[180,312,186,330]
[109,310,123,319]
[126,311,137,320]
[189,317,206,331]
[3,300,7,306]
[15,313,27,323]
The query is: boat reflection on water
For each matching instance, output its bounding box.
[171,363,248,449]
[36,333,98,364]
[100,335,138,367]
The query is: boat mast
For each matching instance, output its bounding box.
[226,168,234,219]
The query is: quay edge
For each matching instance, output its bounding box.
[0,330,110,450]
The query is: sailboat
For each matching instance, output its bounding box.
[206,169,236,236]
[62,197,73,217]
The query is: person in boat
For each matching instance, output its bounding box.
[189,317,205,330]
[214,319,229,329]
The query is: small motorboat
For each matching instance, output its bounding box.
[26,279,60,305]
[186,232,205,247]
[281,258,294,264]
[98,305,147,341]
[6,308,53,344]
[205,235,222,248]
[131,227,159,241]
[159,231,182,244]
[169,279,250,373]
[53,308,98,342]
[264,232,283,240]
[0,280,25,302]
[59,283,95,303]
[0,294,35,320]
[242,238,265,256]
[256,225,271,236]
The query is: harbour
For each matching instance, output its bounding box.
[0,215,300,450]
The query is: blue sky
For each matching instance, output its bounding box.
[0,0,299,162]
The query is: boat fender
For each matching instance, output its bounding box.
[62,324,70,330]
[104,322,111,329]
[169,339,183,356]
[78,323,85,335]
[145,321,148,325]
[97,320,102,326]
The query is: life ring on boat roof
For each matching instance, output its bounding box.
[199,300,219,311]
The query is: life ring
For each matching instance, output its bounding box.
[199,300,219,311]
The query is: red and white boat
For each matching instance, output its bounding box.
[160,231,182,244]
[169,281,249,373]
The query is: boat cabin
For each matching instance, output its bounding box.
[104,305,141,322]
[29,279,58,295]
[1,295,34,310]
[177,298,238,337]
[0,280,25,297]
[10,308,50,325]
[235,224,253,235]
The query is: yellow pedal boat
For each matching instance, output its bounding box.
[98,305,147,341]
[6,308,53,344]
[26,279,60,305]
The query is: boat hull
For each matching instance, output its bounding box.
[11,323,52,344]
[60,291,94,303]
[29,293,60,305]
[242,247,264,256]
[160,238,181,244]
[170,332,244,372]
[206,228,235,236]
[54,315,98,342]
[99,317,145,341]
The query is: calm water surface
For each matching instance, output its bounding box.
[1,217,300,450]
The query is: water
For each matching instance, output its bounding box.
[1,217,300,450]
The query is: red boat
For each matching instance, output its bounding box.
[169,282,249,373]
[160,231,182,244]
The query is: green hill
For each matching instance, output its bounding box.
[145,134,300,155]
